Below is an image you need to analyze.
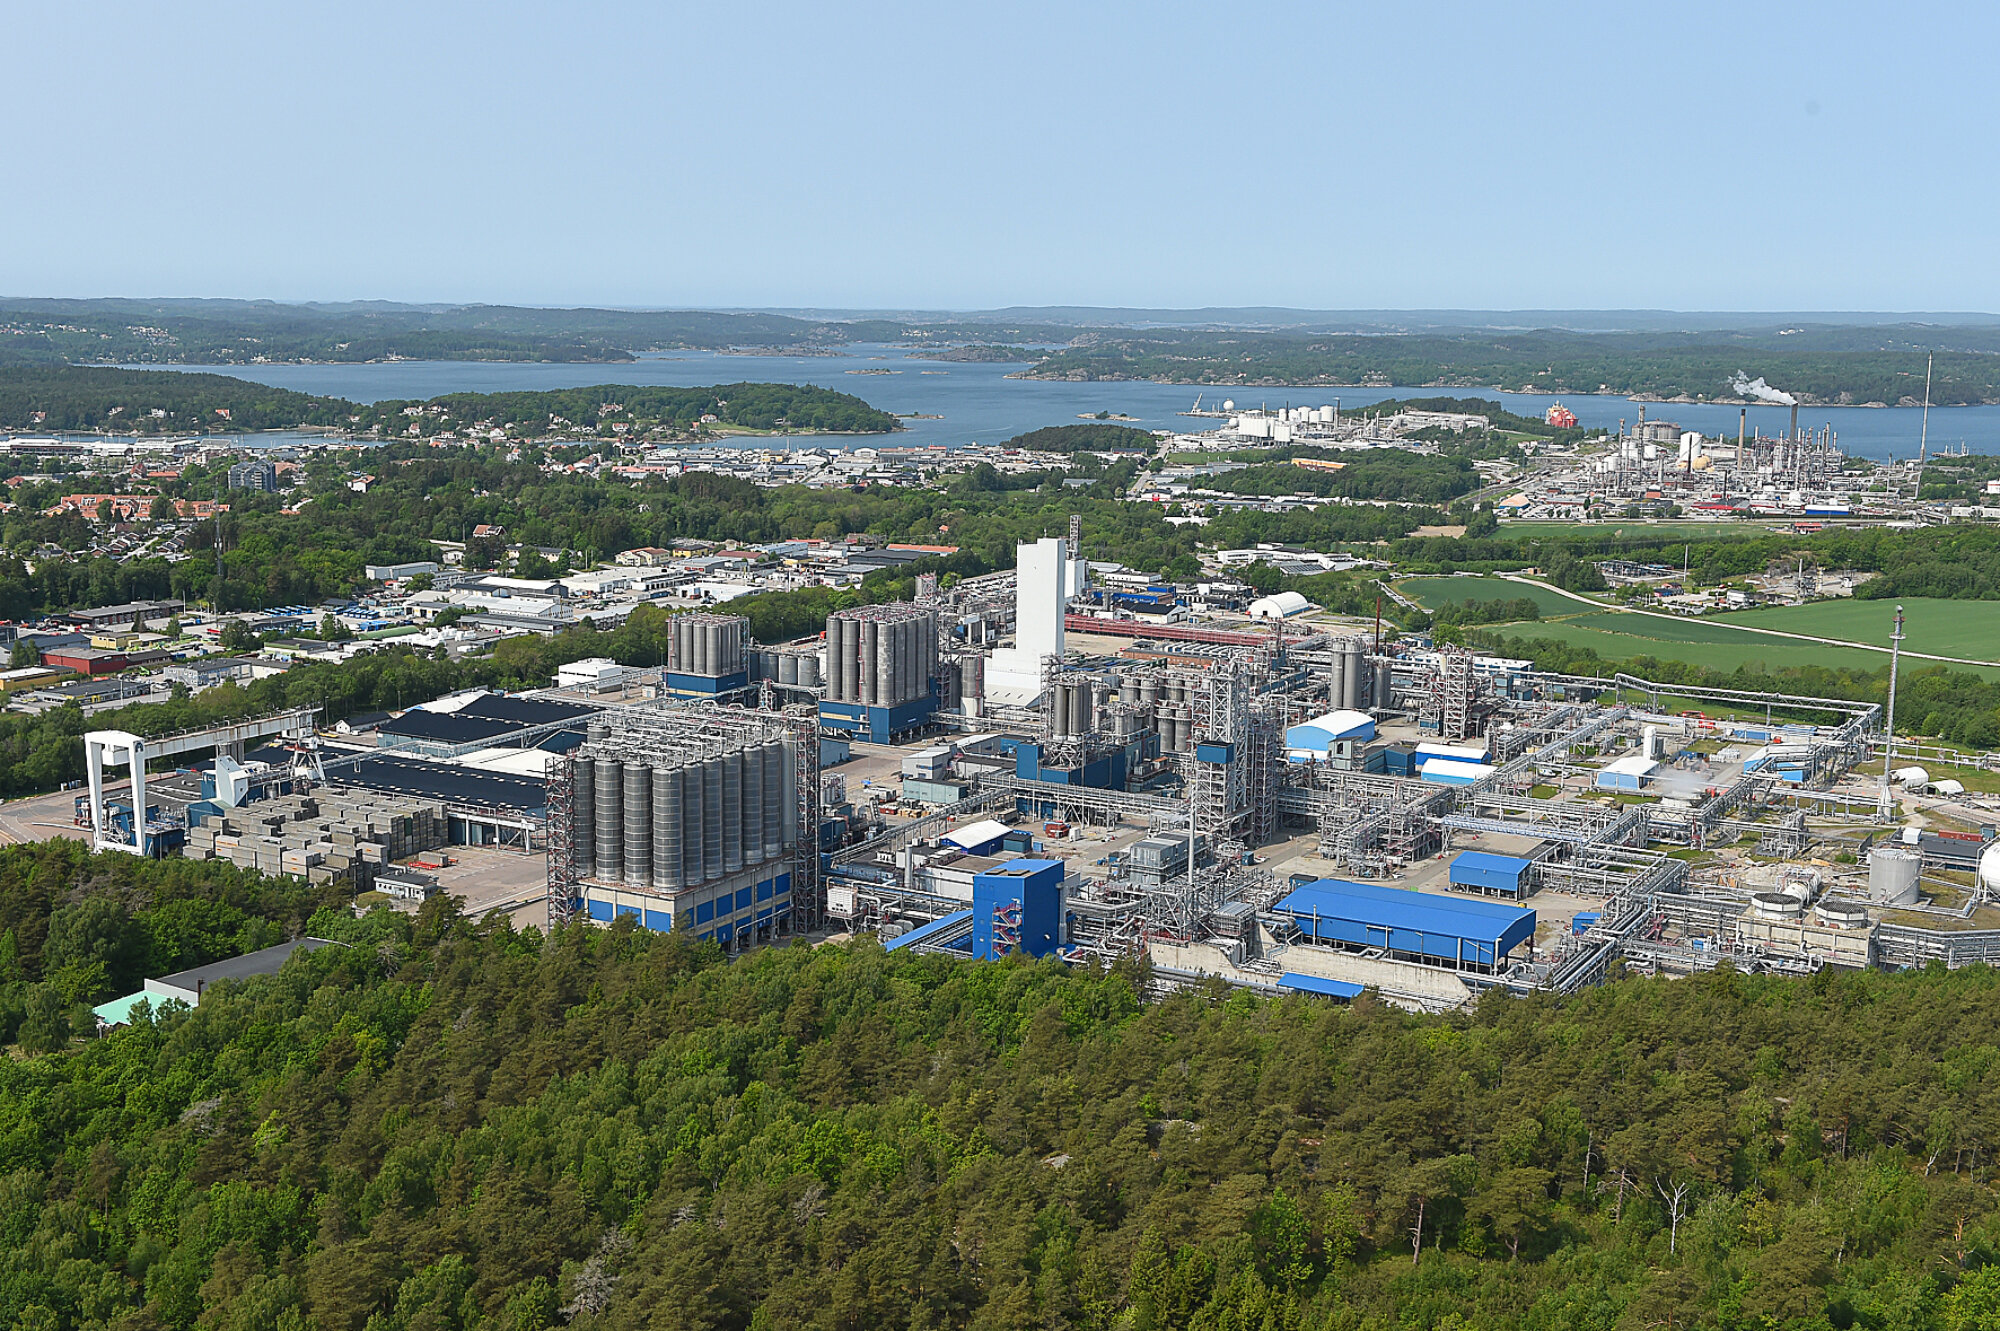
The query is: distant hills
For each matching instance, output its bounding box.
[5,297,2000,403]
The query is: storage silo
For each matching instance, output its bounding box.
[779,652,798,685]
[881,616,898,704]
[1329,647,1348,711]
[701,756,723,881]
[1375,661,1392,711]
[1869,847,1921,906]
[762,742,785,863]
[722,750,743,876]
[574,757,595,880]
[862,620,880,705]
[744,743,766,867]
[622,763,652,890]
[681,760,706,885]
[1343,640,1364,709]
[778,741,798,849]
[1052,683,1071,736]
[799,652,821,689]
[654,764,683,891]
[593,757,623,882]
[960,654,982,709]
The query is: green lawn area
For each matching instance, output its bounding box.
[1477,615,1946,677]
[1398,575,1604,616]
[1718,597,2000,662]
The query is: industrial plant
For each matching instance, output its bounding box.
[61,519,2000,1012]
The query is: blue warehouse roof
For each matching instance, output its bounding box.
[1274,878,1537,969]
[1450,851,1533,894]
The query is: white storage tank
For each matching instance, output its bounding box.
[1980,842,2000,897]
[1871,847,1922,907]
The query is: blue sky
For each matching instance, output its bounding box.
[2,0,1992,313]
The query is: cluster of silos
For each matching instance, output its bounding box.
[824,605,938,707]
[572,735,798,890]
[750,647,823,690]
[1156,677,1196,753]
[1328,638,1370,710]
[669,614,748,678]
[1050,678,1099,737]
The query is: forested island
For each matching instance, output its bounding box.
[349,382,900,439]
[0,368,898,439]
[1018,327,2000,406]
[5,840,2000,1330]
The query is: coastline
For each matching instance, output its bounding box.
[1001,370,1965,408]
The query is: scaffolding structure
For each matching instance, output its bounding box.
[544,750,579,929]
[1425,645,1477,741]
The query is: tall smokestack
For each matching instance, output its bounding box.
[1789,402,1798,442]
[1738,408,1747,474]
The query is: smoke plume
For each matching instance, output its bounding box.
[1730,372,1797,406]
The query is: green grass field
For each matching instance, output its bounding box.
[1718,596,2000,663]
[1477,617,1922,677]
[1398,575,1604,617]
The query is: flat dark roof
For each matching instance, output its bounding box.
[455,693,597,727]
[342,752,549,811]
[152,938,335,993]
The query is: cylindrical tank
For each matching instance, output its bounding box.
[862,620,880,705]
[1751,891,1804,919]
[655,765,683,891]
[1343,640,1364,710]
[702,756,723,882]
[1140,678,1159,707]
[845,618,860,701]
[722,750,743,875]
[959,655,982,708]
[779,652,798,685]
[800,653,820,689]
[762,742,785,862]
[573,756,595,880]
[1053,683,1071,736]
[1329,649,1347,711]
[681,760,705,885]
[1374,661,1392,711]
[744,742,766,867]
[593,757,623,882]
[1874,847,1923,905]
[1070,682,1090,735]
[623,763,652,890]
[778,743,798,849]
[1814,900,1870,929]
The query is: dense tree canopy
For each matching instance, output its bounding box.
[5,841,2000,1329]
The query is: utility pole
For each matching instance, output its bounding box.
[1879,604,1905,819]
[1916,353,1933,501]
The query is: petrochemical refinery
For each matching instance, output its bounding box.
[61,526,2000,1014]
